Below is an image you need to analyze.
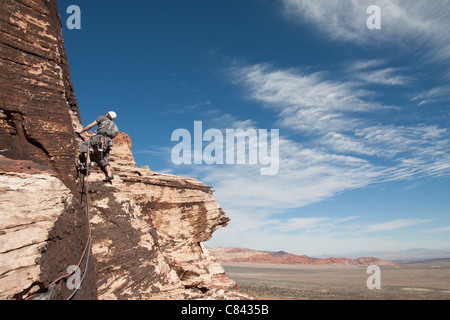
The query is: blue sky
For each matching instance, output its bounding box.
[58,0,450,256]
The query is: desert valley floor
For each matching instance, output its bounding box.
[221,259,450,300]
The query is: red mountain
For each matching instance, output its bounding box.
[210,247,395,266]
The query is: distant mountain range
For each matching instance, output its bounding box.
[209,247,395,266]
[210,247,450,265]
[321,248,450,263]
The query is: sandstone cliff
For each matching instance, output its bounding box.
[0,0,248,300]
[79,134,243,299]
[0,0,80,195]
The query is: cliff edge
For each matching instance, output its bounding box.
[0,0,248,300]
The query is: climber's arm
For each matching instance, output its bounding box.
[78,120,98,134]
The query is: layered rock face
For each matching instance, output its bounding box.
[0,0,80,194]
[0,156,94,300]
[0,0,248,300]
[85,135,242,299]
[0,135,246,300]
[0,157,71,298]
[0,0,91,300]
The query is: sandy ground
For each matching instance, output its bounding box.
[221,259,450,300]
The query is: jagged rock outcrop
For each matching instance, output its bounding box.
[85,134,242,299]
[0,0,249,300]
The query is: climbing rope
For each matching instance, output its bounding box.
[64,140,92,300]
[24,140,93,300]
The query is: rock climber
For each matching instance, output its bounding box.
[77,111,119,183]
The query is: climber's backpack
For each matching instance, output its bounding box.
[98,119,119,139]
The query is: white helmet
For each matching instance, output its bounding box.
[107,111,117,120]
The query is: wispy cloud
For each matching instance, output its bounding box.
[363,219,431,232]
[194,136,383,212]
[283,1,450,82]
[281,0,450,59]
[167,60,450,239]
[233,63,385,134]
[347,59,414,86]
[275,217,329,232]
[274,216,360,233]
[424,225,450,234]
[357,68,413,86]
[232,63,450,182]
[184,60,449,256]
[411,86,450,106]
[348,59,387,70]
[273,216,431,235]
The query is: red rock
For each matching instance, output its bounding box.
[0,0,81,195]
[210,248,396,266]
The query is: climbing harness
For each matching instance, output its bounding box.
[96,135,113,153]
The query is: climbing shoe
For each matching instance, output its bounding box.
[103,175,114,183]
